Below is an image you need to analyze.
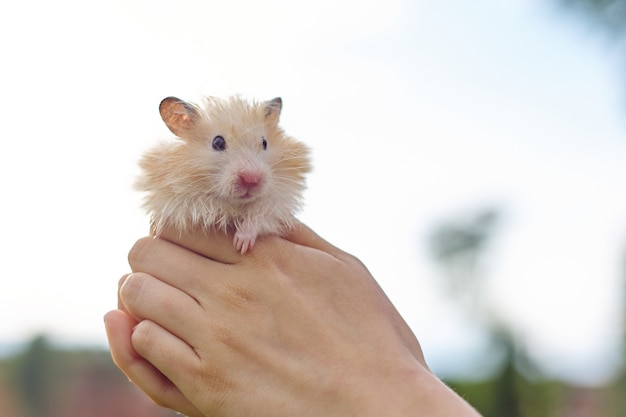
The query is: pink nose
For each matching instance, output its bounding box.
[239,171,261,188]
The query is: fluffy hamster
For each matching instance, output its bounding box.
[135,95,312,254]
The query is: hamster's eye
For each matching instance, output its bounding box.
[262,136,268,150]
[212,135,226,151]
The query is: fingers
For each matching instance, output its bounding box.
[117,274,129,311]
[125,223,349,327]
[103,310,205,417]
[158,226,243,265]
[128,236,231,299]
[131,318,235,411]
[119,272,205,342]
[157,223,344,265]
[131,319,201,381]
[137,223,343,282]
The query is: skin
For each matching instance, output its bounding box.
[104,223,481,417]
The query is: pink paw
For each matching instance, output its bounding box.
[234,230,257,254]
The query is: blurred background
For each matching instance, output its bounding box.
[1,0,625,415]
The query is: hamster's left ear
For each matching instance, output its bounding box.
[159,97,200,137]
[265,97,282,121]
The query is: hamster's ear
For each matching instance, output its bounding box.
[159,97,200,137]
[264,97,282,121]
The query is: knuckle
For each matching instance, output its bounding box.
[119,272,147,308]
[148,394,171,409]
[222,283,257,310]
[117,274,130,289]
[213,325,238,348]
[195,362,234,400]
[340,252,369,274]
[131,319,158,356]
[127,237,153,270]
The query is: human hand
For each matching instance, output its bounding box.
[105,223,479,417]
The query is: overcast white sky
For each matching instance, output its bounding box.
[1,0,625,385]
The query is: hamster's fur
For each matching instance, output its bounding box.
[135,95,312,254]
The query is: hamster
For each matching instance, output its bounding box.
[135,95,312,254]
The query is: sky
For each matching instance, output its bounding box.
[1,0,625,385]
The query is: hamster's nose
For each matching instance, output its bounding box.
[239,170,261,188]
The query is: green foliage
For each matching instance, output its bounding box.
[448,376,566,417]
[447,379,501,417]
[445,328,566,417]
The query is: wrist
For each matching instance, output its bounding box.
[352,360,481,417]
[398,364,481,417]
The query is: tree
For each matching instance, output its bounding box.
[556,0,626,35]
[13,335,52,417]
[427,208,559,417]
[0,335,177,417]
[428,208,500,311]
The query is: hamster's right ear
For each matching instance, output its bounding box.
[264,97,282,121]
[159,97,200,137]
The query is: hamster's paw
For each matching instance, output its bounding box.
[234,230,257,254]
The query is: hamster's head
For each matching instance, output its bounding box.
[159,95,310,207]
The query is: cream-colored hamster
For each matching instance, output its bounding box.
[135,95,312,254]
